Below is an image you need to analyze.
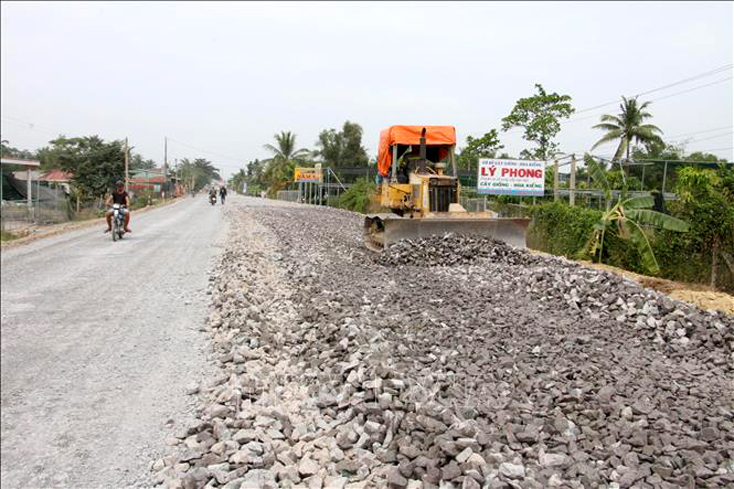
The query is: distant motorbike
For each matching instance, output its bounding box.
[111,204,126,242]
[210,193,217,206]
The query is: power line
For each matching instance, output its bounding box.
[166,137,244,164]
[1,116,61,136]
[563,76,733,126]
[648,76,732,103]
[572,63,733,115]
[691,146,733,153]
[502,66,733,137]
[672,131,733,145]
[666,125,734,139]
[1,116,248,172]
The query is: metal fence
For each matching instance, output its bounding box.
[275,167,352,205]
[459,196,489,213]
[1,179,108,234]
[275,190,300,203]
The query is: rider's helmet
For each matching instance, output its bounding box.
[116,180,124,188]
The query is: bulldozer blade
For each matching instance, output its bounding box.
[364,215,530,252]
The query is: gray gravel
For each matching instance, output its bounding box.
[156,198,734,489]
[1,196,226,488]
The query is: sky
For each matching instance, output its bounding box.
[1,1,733,178]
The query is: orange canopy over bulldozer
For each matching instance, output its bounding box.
[377,126,456,177]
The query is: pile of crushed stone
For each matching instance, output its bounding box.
[153,203,734,489]
[374,234,546,267]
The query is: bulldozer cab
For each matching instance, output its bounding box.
[393,144,452,183]
[377,126,457,183]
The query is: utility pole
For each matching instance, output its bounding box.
[175,158,179,196]
[164,136,168,197]
[553,159,559,202]
[569,155,576,207]
[124,137,129,192]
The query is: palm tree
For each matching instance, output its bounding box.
[263,131,309,193]
[591,97,663,161]
[263,131,310,165]
[228,169,247,194]
[178,158,220,191]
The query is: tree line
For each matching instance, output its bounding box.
[229,120,372,196]
[225,83,732,290]
[230,82,728,197]
[1,137,221,203]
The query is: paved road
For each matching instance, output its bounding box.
[1,196,227,488]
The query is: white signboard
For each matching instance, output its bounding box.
[477,158,545,196]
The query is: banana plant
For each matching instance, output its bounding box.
[583,154,689,273]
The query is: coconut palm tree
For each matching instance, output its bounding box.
[263,131,310,166]
[591,97,664,161]
[262,131,310,193]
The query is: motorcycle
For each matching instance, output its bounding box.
[111,204,126,242]
[210,193,217,206]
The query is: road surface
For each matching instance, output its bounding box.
[1,196,226,488]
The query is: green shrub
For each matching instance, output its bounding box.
[527,202,601,258]
[335,178,375,213]
[652,229,709,283]
[130,191,154,210]
[528,200,733,291]
[1,230,19,241]
[530,201,662,273]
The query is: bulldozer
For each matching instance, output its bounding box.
[363,125,530,252]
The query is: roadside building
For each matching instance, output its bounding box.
[39,170,72,194]
[128,168,167,198]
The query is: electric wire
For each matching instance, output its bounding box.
[562,76,733,126]
[572,63,733,115]
[671,131,734,145]
[666,125,734,139]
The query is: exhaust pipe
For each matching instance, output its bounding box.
[419,127,427,173]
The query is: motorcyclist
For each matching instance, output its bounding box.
[219,185,227,204]
[105,180,131,233]
[209,186,217,203]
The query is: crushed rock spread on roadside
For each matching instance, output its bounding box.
[153,202,734,489]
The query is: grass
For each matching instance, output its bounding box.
[1,230,20,241]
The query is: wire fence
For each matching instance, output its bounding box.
[275,190,300,203]
[270,158,733,213]
[1,196,104,233]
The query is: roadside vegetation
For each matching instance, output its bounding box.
[1,230,20,241]
[4,83,732,291]
[332,177,376,213]
[1,137,220,230]
[528,159,734,291]
[232,84,731,291]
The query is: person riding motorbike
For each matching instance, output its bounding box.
[209,186,218,204]
[219,185,227,204]
[105,180,131,233]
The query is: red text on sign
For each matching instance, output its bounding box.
[501,168,542,178]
